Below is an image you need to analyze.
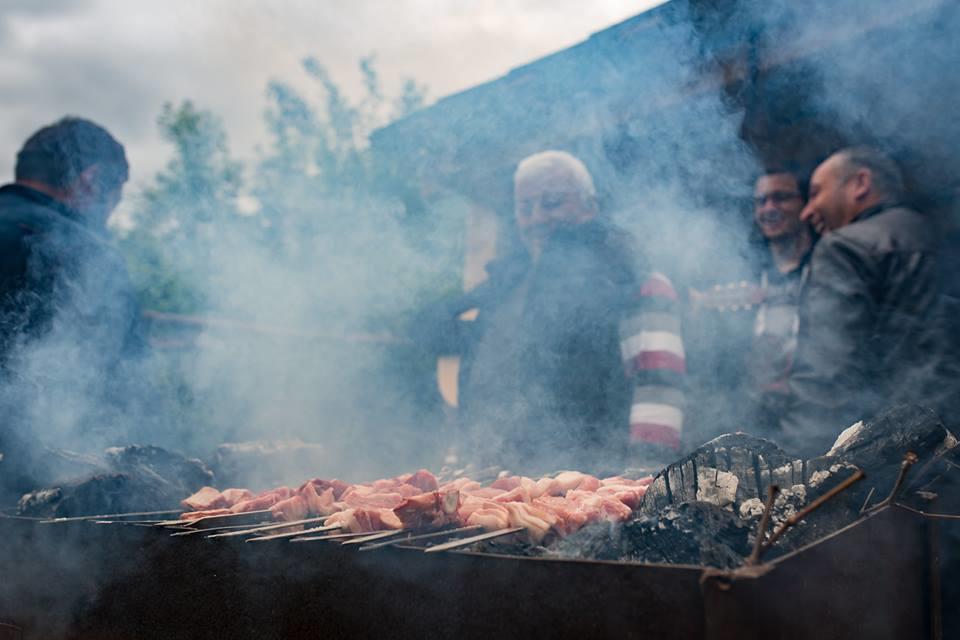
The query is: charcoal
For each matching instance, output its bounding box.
[550,502,751,569]
[812,404,959,504]
[17,445,214,518]
[639,432,800,516]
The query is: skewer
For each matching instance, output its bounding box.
[205,516,329,539]
[171,522,270,537]
[40,509,182,524]
[288,530,382,543]
[155,509,273,529]
[245,523,342,542]
[746,485,779,565]
[340,529,406,546]
[359,525,485,552]
[760,468,865,555]
[423,527,524,553]
[95,519,185,526]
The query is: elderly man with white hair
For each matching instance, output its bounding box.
[431,150,686,474]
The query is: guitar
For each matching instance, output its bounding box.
[688,280,765,313]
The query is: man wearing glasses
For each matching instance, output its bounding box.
[745,168,815,436]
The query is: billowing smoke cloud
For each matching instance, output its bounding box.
[4,0,958,494]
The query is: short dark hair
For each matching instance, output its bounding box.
[835,146,904,202]
[758,166,809,201]
[15,117,128,191]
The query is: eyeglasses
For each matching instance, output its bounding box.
[753,191,802,208]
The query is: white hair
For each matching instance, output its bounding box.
[514,150,596,202]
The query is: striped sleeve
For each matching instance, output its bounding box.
[620,271,686,450]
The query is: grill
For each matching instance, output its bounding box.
[0,502,944,639]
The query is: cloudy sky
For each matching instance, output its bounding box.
[0,0,663,194]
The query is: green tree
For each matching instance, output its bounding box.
[120,101,248,312]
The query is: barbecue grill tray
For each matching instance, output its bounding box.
[0,504,938,640]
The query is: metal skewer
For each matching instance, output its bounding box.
[41,509,182,523]
[289,530,382,542]
[157,509,274,529]
[359,525,485,552]
[423,527,524,553]
[205,516,329,539]
[340,529,406,546]
[245,523,342,542]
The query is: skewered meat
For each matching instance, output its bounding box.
[179,468,652,542]
[181,486,225,511]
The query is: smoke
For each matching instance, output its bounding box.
[3,0,958,493]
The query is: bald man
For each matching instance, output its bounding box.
[443,151,686,474]
[782,147,945,455]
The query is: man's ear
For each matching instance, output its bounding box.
[851,168,872,202]
[74,164,102,195]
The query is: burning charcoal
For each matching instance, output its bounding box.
[550,501,751,569]
[639,433,798,515]
[814,404,958,497]
[17,445,214,518]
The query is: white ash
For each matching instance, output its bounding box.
[695,467,739,508]
[827,420,865,457]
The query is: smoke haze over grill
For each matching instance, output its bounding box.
[0,0,957,488]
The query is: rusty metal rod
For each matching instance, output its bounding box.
[761,469,865,554]
[863,451,918,514]
[746,485,779,565]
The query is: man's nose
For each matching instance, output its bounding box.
[758,199,778,215]
[799,204,815,222]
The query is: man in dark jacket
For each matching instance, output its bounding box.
[438,151,685,475]
[781,147,942,456]
[0,117,143,501]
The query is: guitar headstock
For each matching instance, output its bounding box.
[688,281,764,312]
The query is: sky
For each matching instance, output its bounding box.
[0,0,664,196]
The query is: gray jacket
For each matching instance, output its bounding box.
[781,203,944,456]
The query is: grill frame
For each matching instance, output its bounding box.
[0,503,942,639]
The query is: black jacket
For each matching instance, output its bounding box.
[450,222,640,474]
[0,184,144,500]
[782,203,944,455]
